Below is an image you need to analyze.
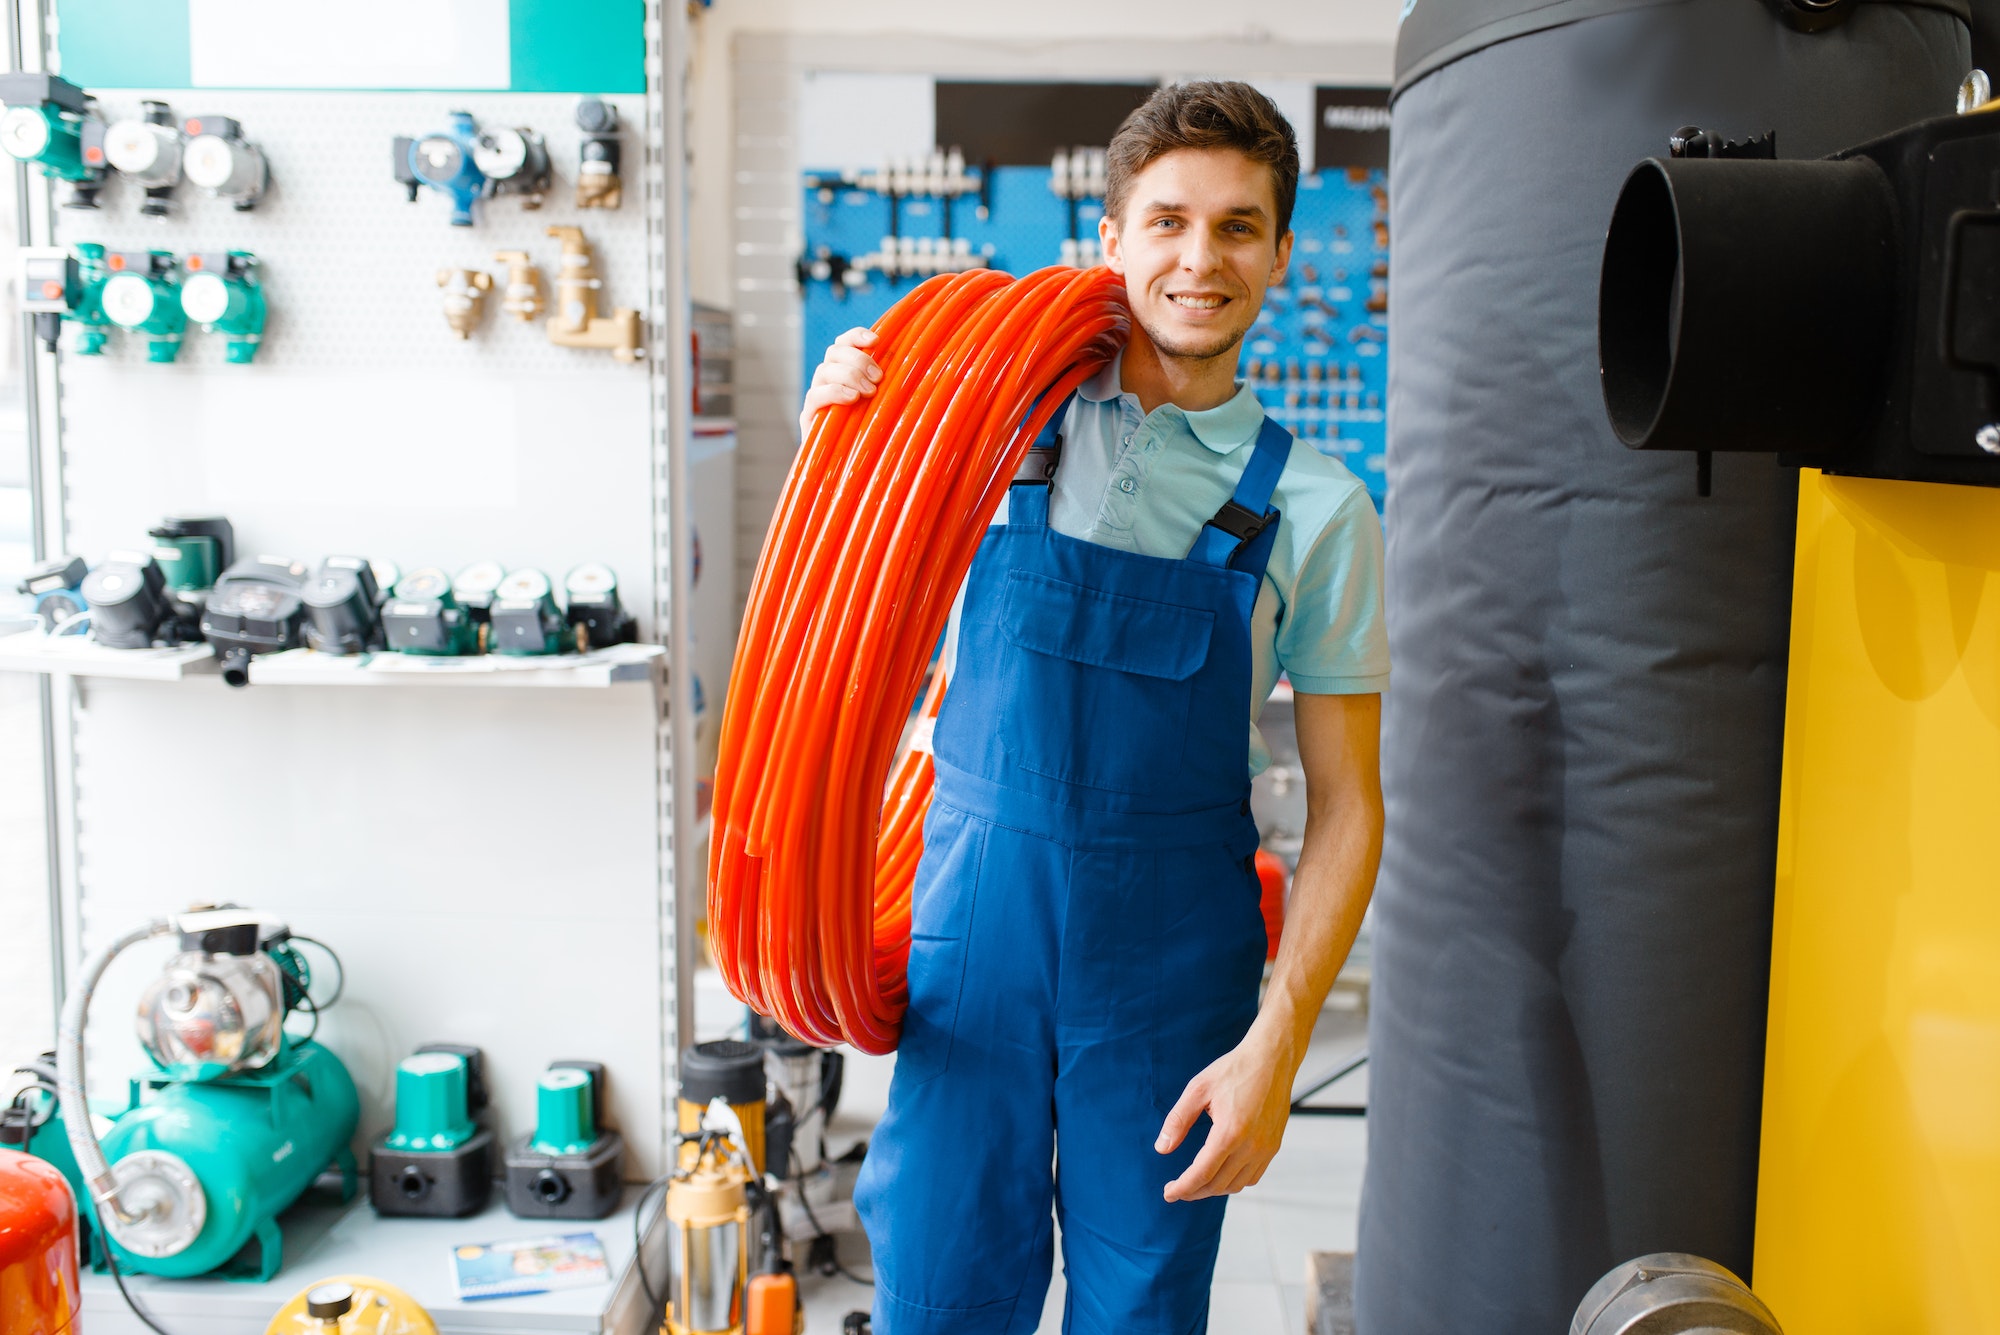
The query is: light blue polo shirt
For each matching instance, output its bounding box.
[946,353,1390,776]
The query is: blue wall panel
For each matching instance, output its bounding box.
[800,165,1390,509]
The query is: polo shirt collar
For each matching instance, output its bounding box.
[1078,352,1266,455]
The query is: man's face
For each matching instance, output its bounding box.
[1100,147,1293,365]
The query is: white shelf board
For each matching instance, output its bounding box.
[249,643,665,688]
[0,631,216,679]
[80,1186,670,1335]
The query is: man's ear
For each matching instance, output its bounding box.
[1099,212,1126,274]
[1270,229,1294,287]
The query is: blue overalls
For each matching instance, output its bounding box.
[854,401,1296,1335]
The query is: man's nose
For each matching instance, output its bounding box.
[1179,228,1224,277]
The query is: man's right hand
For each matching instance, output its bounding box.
[799,326,884,438]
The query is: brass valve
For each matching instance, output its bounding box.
[543,225,641,363]
[436,267,491,339]
[493,250,544,322]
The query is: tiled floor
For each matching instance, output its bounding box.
[694,966,1368,1335]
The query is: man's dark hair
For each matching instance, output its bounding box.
[1104,80,1300,236]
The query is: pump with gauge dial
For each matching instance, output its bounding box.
[395,112,485,226]
[473,124,550,209]
[563,563,636,650]
[201,557,308,687]
[0,73,105,208]
[102,250,185,363]
[382,568,477,655]
[181,251,265,364]
[180,115,267,210]
[488,568,565,655]
[102,100,182,217]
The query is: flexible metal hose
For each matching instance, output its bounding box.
[56,918,174,1222]
[708,265,1128,1053]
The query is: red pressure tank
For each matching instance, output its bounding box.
[1255,850,1288,962]
[0,1147,81,1335]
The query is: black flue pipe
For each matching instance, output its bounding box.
[1599,156,1898,456]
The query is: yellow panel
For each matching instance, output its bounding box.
[1757,469,2000,1333]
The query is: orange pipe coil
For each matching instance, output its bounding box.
[708,265,1130,1054]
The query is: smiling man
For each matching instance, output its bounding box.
[804,82,1387,1334]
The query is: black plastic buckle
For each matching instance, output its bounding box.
[1013,445,1060,485]
[1208,499,1274,543]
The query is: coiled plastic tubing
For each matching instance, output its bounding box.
[708,265,1130,1053]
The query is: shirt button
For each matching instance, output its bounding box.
[1122,434,1133,445]
[1119,477,1137,494]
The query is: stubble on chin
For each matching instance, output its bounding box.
[1136,310,1248,367]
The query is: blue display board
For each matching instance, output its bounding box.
[799,165,1389,508]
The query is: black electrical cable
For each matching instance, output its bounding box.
[287,935,345,1009]
[84,1198,180,1335]
[286,988,322,1048]
[791,1146,874,1288]
[630,1173,672,1313]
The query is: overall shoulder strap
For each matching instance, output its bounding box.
[1188,416,1294,578]
[1005,389,1077,529]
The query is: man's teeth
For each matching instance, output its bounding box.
[1170,294,1226,309]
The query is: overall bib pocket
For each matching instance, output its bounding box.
[897,806,986,1086]
[998,570,1214,795]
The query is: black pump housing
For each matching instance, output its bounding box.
[370,1127,496,1219]
[200,557,308,686]
[680,1039,766,1107]
[1599,106,2000,487]
[81,554,172,649]
[302,556,384,655]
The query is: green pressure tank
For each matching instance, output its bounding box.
[95,1039,358,1281]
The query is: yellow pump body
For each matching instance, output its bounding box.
[1755,470,2000,1331]
[265,1275,437,1334]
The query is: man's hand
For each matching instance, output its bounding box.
[1156,1025,1297,1202]
[799,326,883,438]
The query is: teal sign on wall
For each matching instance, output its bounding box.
[55,0,645,93]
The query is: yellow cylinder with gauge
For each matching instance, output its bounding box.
[265,1275,436,1334]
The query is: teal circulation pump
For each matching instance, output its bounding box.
[101,250,185,363]
[504,1061,625,1219]
[0,73,105,208]
[370,1044,495,1218]
[44,906,359,1281]
[180,251,266,364]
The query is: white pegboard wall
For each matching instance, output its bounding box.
[53,92,655,374]
[40,1,698,1182]
[47,92,671,642]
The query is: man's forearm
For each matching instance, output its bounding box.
[1246,792,1384,1069]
